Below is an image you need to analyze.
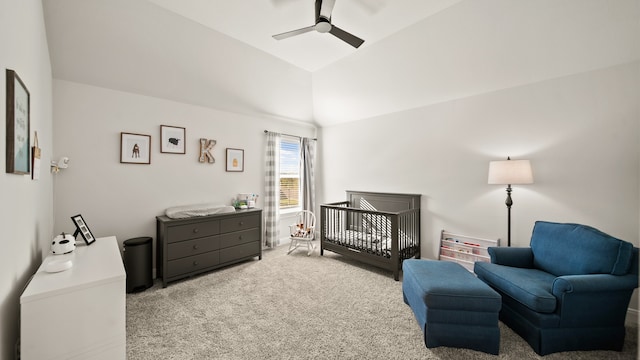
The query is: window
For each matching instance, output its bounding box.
[280,136,301,210]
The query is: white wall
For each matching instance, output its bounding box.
[318,62,639,256]
[52,80,316,269]
[0,0,53,358]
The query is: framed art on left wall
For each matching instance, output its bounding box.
[6,69,30,175]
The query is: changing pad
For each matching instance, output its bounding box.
[165,203,236,219]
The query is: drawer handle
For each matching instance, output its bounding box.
[193,245,199,250]
[238,221,244,226]
[238,236,242,240]
[193,261,199,266]
[193,228,199,233]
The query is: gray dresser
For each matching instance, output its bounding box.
[156,208,262,287]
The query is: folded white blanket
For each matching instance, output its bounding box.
[165,203,236,219]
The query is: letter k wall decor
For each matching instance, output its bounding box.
[199,138,216,163]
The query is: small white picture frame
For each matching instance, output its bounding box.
[226,148,244,172]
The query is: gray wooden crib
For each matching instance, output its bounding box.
[320,191,421,280]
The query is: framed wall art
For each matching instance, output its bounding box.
[160,125,185,154]
[71,214,96,245]
[120,132,151,164]
[6,69,30,175]
[226,148,244,172]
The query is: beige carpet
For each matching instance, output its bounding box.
[126,244,638,359]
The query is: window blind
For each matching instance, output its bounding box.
[280,136,301,209]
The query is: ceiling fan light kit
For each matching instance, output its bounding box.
[272,0,365,48]
[315,20,331,33]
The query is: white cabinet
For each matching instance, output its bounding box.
[20,236,126,360]
[439,230,500,272]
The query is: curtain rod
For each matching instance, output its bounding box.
[264,130,316,141]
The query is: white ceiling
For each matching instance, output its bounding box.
[146,0,463,72]
[42,0,467,125]
[42,1,638,127]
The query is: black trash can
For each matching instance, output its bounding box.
[123,237,153,293]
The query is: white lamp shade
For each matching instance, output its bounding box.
[488,159,534,185]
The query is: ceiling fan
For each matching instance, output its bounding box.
[272,0,365,48]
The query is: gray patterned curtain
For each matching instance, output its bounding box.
[264,132,281,248]
[301,137,316,213]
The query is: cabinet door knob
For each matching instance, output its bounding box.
[193,245,199,250]
[193,228,199,233]
[193,261,198,266]
[239,221,244,226]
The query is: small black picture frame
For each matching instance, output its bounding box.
[71,214,96,245]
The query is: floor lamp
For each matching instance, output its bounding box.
[488,157,534,247]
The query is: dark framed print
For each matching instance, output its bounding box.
[120,132,151,164]
[71,214,96,245]
[160,125,186,154]
[6,69,30,174]
[226,148,244,172]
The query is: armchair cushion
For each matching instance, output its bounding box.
[530,221,633,276]
[474,262,557,313]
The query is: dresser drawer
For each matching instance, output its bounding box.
[220,214,260,233]
[167,236,220,260]
[219,228,260,248]
[166,251,220,278]
[167,220,220,242]
[220,242,261,264]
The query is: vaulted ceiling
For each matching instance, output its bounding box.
[42,0,463,126]
[42,1,638,127]
[146,0,463,71]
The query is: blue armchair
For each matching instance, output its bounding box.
[474,221,638,355]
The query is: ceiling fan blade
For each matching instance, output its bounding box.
[319,0,336,19]
[272,25,316,40]
[329,25,365,48]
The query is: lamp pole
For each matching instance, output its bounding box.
[505,184,513,247]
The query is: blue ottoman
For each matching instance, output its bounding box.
[402,259,502,355]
